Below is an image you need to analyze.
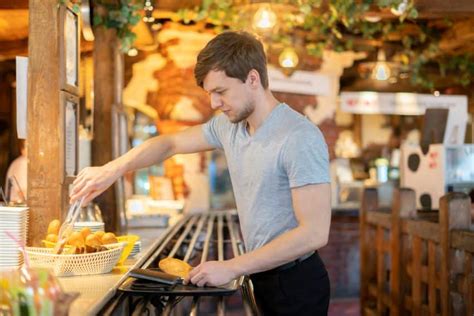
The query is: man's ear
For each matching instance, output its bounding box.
[246,69,261,88]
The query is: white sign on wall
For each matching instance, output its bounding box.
[340,91,468,145]
[340,91,467,115]
[16,56,28,139]
[268,67,332,96]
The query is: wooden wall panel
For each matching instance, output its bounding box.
[92,27,119,233]
[27,0,63,245]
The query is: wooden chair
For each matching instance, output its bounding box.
[440,193,473,316]
[361,188,473,316]
[360,187,416,316]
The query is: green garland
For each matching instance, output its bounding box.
[92,0,142,52]
[59,0,142,53]
[176,0,474,90]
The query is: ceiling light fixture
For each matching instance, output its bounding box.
[127,48,138,57]
[364,13,382,23]
[143,0,155,23]
[252,4,277,31]
[279,47,299,69]
[371,49,391,81]
[390,0,408,16]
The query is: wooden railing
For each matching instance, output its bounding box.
[360,188,474,316]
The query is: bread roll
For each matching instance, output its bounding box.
[158,257,192,278]
[85,234,102,247]
[47,219,61,235]
[67,231,85,248]
[101,232,118,244]
[94,231,105,239]
[45,233,58,243]
[80,227,92,239]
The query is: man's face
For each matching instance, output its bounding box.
[203,70,254,123]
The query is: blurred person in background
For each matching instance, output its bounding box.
[5,139,27,203]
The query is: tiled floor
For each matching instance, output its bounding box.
[329,298,360,316]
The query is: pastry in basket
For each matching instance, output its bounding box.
[45,233,58,243]
[101,232,118,244]
[158,257,192,278]
[85,234,103,253]
[68,232,86,254]
[80,227,92,239]
[47,219,60,235]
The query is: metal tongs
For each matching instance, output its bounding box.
[53,197,85,254]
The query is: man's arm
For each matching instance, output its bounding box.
[186,182,331,287]
[70,125,214,204]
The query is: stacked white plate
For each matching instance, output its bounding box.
[0,206,29,269]
[73,221,105,233]
[127,240,141,259]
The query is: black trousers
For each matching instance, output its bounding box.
[250,252,330,316]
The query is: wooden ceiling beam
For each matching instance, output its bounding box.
[0,0,28,9]
[0,39,28,61]
[415,0,474,16]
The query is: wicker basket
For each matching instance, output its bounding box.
[26,244,124,277]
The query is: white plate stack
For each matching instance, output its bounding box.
[0,206,29,269]
[73,221,105,233]
[127,240,142,259]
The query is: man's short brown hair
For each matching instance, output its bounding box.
[194,31,269,89]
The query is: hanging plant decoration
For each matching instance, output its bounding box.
[176,0,474,90]
[58,0,81,13]
[58,0,142,52]
[92,0,142,53]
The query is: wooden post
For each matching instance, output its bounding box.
[376,225,384,314]
[411,234,422,315]
[92,26,124,233]
[27,0,67,245]
[360,188,378,314]
[390,188,415,316]
[439,192,471,316]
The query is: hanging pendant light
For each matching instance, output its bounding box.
[371,49,391,81]
[279,47,299,69]
[252,4,277,31]
[391,0,408,16]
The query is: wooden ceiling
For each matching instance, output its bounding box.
[0,0,473,61]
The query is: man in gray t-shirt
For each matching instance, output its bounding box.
[71,31,331,315]
[203,103,330,253]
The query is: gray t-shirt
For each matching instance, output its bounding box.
[202,103,330,252]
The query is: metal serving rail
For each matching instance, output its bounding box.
[100,210,259,316]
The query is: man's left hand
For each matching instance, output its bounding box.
[184,260,238,287]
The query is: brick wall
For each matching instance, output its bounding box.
[319,212,360,298]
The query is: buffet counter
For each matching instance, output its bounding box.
[59,215,183,315]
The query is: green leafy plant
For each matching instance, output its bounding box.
[58,0,81,13]
[92,0,142,52]
[58,0,142,53]
[176,0,473,90]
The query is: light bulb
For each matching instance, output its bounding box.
[390,0,408,16]
[279,48,299,68]
[253,5,277,31]
[364,14,381,23]
[371,49,391,81]
[127,48,138,57]
[372,63,391,81]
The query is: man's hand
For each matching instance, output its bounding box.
[69,163,123,205]
[184,261,238,287]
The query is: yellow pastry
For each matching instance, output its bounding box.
[158,257,192,278]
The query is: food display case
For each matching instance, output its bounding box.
[400,144,474,210]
